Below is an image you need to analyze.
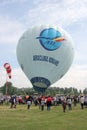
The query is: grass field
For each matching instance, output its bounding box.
[0,103,87,130]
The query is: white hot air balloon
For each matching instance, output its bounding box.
[16,25,74,93]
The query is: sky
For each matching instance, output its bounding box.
[0,0,87,91]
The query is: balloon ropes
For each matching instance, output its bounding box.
[17,25,74,93]
[4,63,12,96]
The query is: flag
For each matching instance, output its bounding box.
[4,63,12,79]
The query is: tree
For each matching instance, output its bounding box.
[0,82,17,95]
[83,88,87,95]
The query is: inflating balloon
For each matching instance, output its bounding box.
[17,25,74,93]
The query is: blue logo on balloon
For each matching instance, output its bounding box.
[36,28,65,51]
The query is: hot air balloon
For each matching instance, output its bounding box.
[16,25,74,93]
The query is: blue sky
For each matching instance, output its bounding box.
[0,0,87,91]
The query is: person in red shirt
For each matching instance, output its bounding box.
[46,96,52,111]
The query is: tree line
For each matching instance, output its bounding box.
[0,82,87,96]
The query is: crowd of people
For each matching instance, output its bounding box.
[0,94,87,112]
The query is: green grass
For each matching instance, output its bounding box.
[0,103,87,130]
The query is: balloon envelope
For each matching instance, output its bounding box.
[17,25,74,92]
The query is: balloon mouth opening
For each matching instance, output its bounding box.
[33,82,48,88]
[30,77,51,92]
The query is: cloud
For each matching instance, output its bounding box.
[75,50,87,65]
[0,0,27,5]
[27,0,87,27]
[0,15,25,44]
[0,0,87,44]
[11,68,33,88]
[51,64,87,90]
[0,67,32,88]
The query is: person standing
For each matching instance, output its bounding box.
[46,96,52,111]
[27,97,31,109]
[73,95,77,106]
[37,96,41,109]
[84,95,87,108]
[10,95,17,108]
[41,98,45,111]
[67,96,72,110]
[62,97,67,112]
[10,96,14,108]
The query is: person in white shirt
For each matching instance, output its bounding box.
[67,96,72,110]
[80,96,84,109]
[41,98,45,111]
